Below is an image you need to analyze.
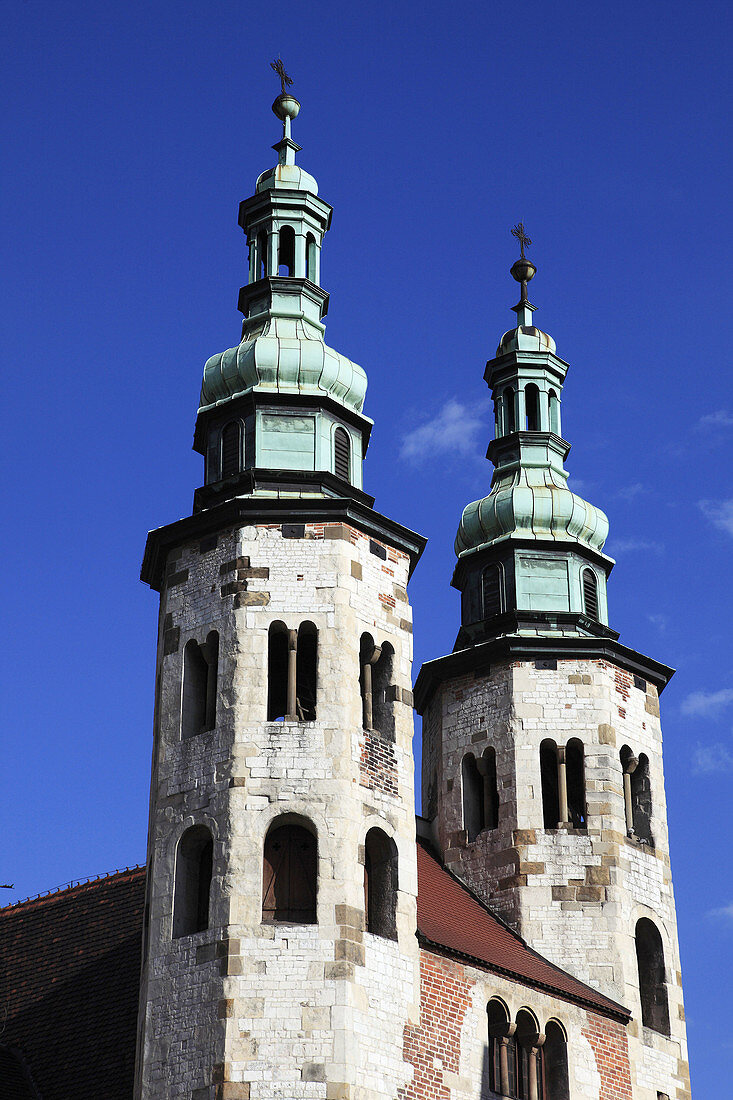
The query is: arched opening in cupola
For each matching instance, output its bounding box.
[582,568,599,620]
[549,389,560,435]
[525,383,541,431]
[257,231,267,279]
[503,388,516,434]
[220,420,242,478]
[635,918,670,1035]
[306,232,317,281]
[173,824,213,937]
[363,827,398,939]
[334,426,351,482]
[262,817,317,924]
[278,225,295,276]
[482,563,504,620]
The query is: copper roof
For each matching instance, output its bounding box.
[416,840,629,1021]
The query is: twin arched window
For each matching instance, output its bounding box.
[181,632,218,738]
[462,749,499,841]
[359,634,395,739]
[173,825,213,937]
[488,1000,569,1100]
[267,621,318,722]
[621,747,654,844]
[540,739,586,829]
[635,918,670,1035]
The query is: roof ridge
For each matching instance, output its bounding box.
[0,864,146,912]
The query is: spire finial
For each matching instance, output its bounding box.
[269,59,301,162]
[510,221,537,326]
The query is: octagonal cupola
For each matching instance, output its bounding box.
[453,227,616,647]
[192,72,373,511]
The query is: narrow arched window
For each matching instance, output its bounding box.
[483,747,499,830]
[462,753,484,842]
[549,389,560,435]
[364,828,398,939]
[262,819,317,923]
[487,999,514,1096]
[543,1021,569,1100]
[221,421,242,478]
[503,388,516,434]
[515,1009,543,1100]
[582,568,599,620]
[566,738,587,829]
[632,753,654,844]
[525,383,541,431]
[296,621,318,721]
[267,621,289,721]
[173,824,213,937]
[540,739,560,829]
[334,426,351,482]
[306,232,317,281]
[372,642,395,740]
[278,225,295,276]
[257,231,267,279]
[635,918,670,1034]
[181,632,218,738]
[482,563,503,620]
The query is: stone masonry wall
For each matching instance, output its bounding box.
[136,520,421,1100]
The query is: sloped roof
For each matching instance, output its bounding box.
[0,867,145,1100]
[416,840,629,1021]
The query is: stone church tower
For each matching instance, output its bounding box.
[135,88,425,1100]
[415,242,691,1099]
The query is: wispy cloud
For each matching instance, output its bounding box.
[696,409,733,429]
[699,499,733,537]
[647,613,668,632]
[708,903,733,921]
[681,688,733,717]
[400,400,486,464]
[692,743,733,774]
[608,537,664,554]
[614,482,648,502]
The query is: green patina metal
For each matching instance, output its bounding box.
[193,88,372,496]
[452,237,614,637]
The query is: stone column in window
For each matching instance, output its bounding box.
[623,753,639,835]
[499,1023,517,1096]
[287,628,298,719]
[557,746,569,826]
[527,1037,545,1100]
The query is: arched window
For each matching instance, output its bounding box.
[543,1021,569,1100]
[515,1009,543,1100]
[220,420,242,479]
[364,828,398,939]
[462,753,484,842]
[296,621,318,721]
[503,388,516,434]
[482,747,500,830]
[278,225,295,276]
[267,621,290,721]
[173,824,213,937]
[566,738,587,829]
[257,231,267,279]
[487,999,515,1097]
[525,383,541,431]
[262,818,317,923]
[360,634,395,739]
[306,232,317,281]
[621,748,654,844]
[540,739,560,829]
[635,918,670,1035]
[482,563,504,619]
[582,568,599,620]
[181,632,218,738]
[549,389,560,435]
[334,426,351,482]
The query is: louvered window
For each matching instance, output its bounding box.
[334,427,351,482]
[221,421,241,478]
[582,569,598,619]
[482,564,503,619]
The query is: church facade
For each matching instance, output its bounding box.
[0,86,691,1100]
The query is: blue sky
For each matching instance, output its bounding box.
[3,0,731,1092]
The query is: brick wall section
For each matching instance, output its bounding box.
[582,1018,633,1100]
[401,951,473,1100]
[360,730,399,796]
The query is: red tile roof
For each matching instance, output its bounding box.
[416,840,629,1021]
[0,866,146,1100]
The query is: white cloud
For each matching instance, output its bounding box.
[400,400,486,464]
[614,482,648,502]
[699,499,733,537]
[608,537,663,554]
[697,409,733,429]
[647,613,668,632]
[681,688,733,717]
[708,903,733,920]
[692,743,733,774]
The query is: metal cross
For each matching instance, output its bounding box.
[511,222,532,259]
[271,59,294,95]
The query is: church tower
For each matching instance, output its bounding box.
[415,235,691,1100]
[135,81,424,1100]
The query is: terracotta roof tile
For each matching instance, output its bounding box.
[415,840,629,1021]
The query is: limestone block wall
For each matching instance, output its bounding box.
[136,520,421,1100]
[402,947,632,1100]
[422,657,690,1100]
